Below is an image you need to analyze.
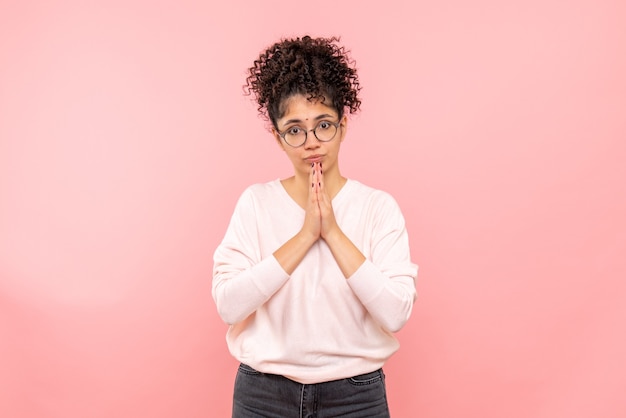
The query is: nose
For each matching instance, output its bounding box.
[303,130,321,149]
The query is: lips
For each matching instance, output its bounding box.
[305,155,324,163]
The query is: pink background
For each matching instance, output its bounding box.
[1,1,625,417]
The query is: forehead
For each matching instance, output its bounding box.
[278,95,338,122]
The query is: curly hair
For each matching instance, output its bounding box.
[244,35,361,128]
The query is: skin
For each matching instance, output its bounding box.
[271,94,366,278]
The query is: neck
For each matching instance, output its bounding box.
[283,166,346,208]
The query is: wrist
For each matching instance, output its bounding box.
[322,226,343,246]
[298,228,319,247]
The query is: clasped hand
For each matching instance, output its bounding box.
[302,162,339,242]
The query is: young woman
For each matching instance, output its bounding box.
[213,35,418,417]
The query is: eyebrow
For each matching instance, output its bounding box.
[281,113,336,127]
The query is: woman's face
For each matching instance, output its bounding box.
[273,94,347,177]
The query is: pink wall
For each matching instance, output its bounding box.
[1,1,625,417]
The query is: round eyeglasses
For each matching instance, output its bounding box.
[278,120,341,148]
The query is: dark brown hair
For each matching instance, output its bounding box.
[244,35,362,128]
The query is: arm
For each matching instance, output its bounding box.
[317,172,417,332]
[213,169,326,325]
[346,208,418,332]
[348,210,418,332]
[316,163,366,277]
[273,165,323,274]
[315,165,417,332]
[212,189,291,325]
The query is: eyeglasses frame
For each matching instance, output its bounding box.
[277,120,342,148]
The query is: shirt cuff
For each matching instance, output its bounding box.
[346,260,386,304]
[251,255,291,297]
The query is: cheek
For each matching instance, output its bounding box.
[284,150,303,163]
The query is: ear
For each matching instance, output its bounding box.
[338,114,348,143]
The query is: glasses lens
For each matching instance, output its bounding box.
[314,122,338,142]
[284,130,306,147]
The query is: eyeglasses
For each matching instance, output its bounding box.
[278,120,341,148]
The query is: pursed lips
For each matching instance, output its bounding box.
[305,155,324,162]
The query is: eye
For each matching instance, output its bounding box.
[286,126,303,135]
[317,121,332,130]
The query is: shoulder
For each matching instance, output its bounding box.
[231,179,283,211]
[238,179,282,200]
[346,179,400,209]
[344,179,407,228]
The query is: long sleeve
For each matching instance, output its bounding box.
[212,188,290,325]
[346,192,418,332]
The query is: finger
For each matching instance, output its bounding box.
[314,162,321,195]
[318,164,330,203]
[309,163,316,196]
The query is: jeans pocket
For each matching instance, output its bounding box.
[347,369,384,386]
[237,363,261,376]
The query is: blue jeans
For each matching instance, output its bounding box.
[232,363,391,417]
